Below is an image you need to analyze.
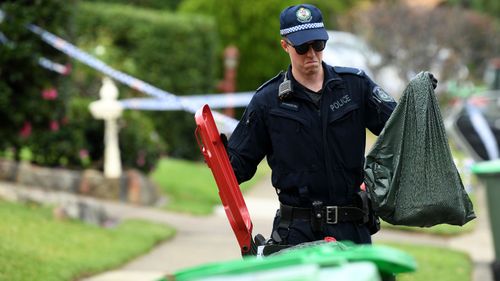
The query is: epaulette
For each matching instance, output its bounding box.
[333,66,364,76]
[256,71,284,92]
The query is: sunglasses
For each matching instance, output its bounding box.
[286,40,326,55]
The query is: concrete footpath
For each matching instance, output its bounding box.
[0,175,494,281]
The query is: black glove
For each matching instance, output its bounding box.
[428,73,438,90]
[220,133,228,150]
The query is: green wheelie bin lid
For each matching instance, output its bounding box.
[471,159,500,174]
[191,262,381,281]
[172,241,416,281]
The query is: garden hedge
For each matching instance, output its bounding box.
[74,2,219,160]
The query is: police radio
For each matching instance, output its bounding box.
[278,71,293,100]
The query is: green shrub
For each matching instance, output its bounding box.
[0,1,75,159]
[65,97,104,168]
[74,2,218,159]
[72,97,166,173]
[120,110,166,172]
[27,96,165,173]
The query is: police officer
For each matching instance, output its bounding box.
[227,4,398,245]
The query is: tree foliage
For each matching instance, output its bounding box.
[341,3,500,85]
[178,0,362,91]
[82,0,182,10]
[446,0,500,19]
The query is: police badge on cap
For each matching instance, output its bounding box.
[279,4,329,46]
[296,7,312,23]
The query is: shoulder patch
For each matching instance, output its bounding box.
[333,66,364,76]
[372,86,395,103]
[256,71,284,92]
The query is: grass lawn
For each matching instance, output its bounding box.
[0,200,175,281]
[150,157,270,215]
[383,243,472,281]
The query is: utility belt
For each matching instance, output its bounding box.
[279,203,365,225]
[272,191,380,245]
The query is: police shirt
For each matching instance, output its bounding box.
[227,62,396,207]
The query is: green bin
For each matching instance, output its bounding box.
[170,241,416,281]
[192,262,380,281]
[471,160,500,281]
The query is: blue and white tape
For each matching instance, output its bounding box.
[24,23,244,133]
[27,24,175,102]
[0,29,70,75]
[120,92,254,111]
[38,57,70,75]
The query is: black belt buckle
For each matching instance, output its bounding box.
[325,206,338,224]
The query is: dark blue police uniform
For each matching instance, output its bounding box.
[227,62,396,245]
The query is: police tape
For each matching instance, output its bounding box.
[0,31,8,44]
[27,24,175,102]
[38,57,71,75]
[0,30,70,75]
[120,92,254,111]
[24,23,240,133]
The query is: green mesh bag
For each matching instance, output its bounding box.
[364,72,476,227]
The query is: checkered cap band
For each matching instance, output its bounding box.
[280,22,325,36]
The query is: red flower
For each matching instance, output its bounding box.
[42,88,58,100]
[79,149,89,159]
[50,120,59,131]
[136,150,146,167]
[19,121,32,138]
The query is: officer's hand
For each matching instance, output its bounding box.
[220,133,228,150]
[428,73,438,90]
